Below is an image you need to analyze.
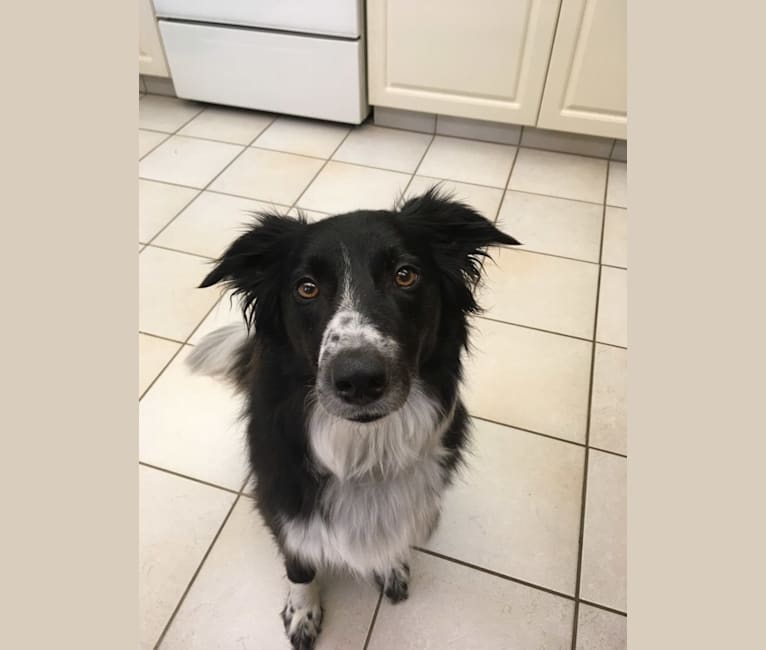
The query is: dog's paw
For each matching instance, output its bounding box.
[281,585,323,650]
[374,562,410,604]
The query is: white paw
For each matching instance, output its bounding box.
[281,581,323,650]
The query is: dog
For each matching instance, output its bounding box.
[187,187,519,649]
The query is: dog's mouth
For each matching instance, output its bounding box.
[347,412,386,424]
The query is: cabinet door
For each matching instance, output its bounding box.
[367,0,562,125]
[537,0,626,138]
[139,0,169,77]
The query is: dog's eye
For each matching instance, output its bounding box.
[296,279,319,300]
[394,266,419,289]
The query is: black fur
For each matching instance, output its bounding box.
[198,187,519,648]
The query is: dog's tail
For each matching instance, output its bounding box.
[186,323,249,384]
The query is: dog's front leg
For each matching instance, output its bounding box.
[373,558,410,604]
[281,555,322,650]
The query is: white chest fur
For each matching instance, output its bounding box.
[280,385,453,576]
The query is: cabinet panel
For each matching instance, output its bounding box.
[537,0,626,138]
[367,0,561,125]
[139,0,170,77]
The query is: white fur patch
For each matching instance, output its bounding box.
[283,580,322,641]
[318,245,397,366]
[281,388,454,576]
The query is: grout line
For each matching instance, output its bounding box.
[361,591,384,650]
[285,128,356,212]
[139,131,173,161]
[140,126,613,188]
[141,242,215,261]
[414,547,573,600]
[469,415,626,457]
[139,331,186,345]
[470,415,586,449]
[153,455,253,648]
[399,132,437,199]
[588,446,627,459]
[570,159,612,650]
[138,294,225,401]
[142,114,279,250]
[475,314,593,345]
[578,599,627,617]
[412,549,626,618]
[140,169,606,208]
[139,462,240,495]
[153,493,242,649]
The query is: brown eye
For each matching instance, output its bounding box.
[394,266,419,288]
[296,279,319,300]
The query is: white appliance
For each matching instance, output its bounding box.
[154,0,369,124]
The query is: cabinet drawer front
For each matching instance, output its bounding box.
[154,0,363,39]
[158,21,368,124]
[367,0,561,125]
[537,0,626,139]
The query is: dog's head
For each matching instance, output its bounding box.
[200,188,519,422]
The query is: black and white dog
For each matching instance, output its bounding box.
[188,188,519,649]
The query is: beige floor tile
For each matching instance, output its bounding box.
[480,248,600,339]
[138,95,201,132]
[405,176,504,221]
[425,419,584,594]
[139,180,198,243]
[139,347,250,490]
[161,498,379,650]
[589,344,627,455]
[521,128,613,158]
[188,292,244,345]
[333,124,431,172]
[576,604,627,650]
[596,266,627,347]
[510,148,607,203]
[368,552,574,650]
[462,318,592,442]
[139,334,181,397]
[139,136,244,188]
[298,161,410,214]
[602,206,627,267]
[580,451,627,611]
[139,130,169,159]
[497,191,603,262]
[418,135,516,187]
[139,466,235,650]
[607,161,627,207]
[154,191,278,259]
[254,115,350,158]
[178,106,274,145]
[138,246,221,341]
[210,147,324,205]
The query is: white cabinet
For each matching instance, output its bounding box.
[537,0,626,138]
[367,0,562,125]
[139,0,169,77]
[367,0,626,139]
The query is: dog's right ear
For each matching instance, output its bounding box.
[200,212,307,332]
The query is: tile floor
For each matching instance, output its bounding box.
[139,93,627,650]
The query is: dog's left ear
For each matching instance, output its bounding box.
[396,186,520,290]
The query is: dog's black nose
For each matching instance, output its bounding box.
[332,348,387,405]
